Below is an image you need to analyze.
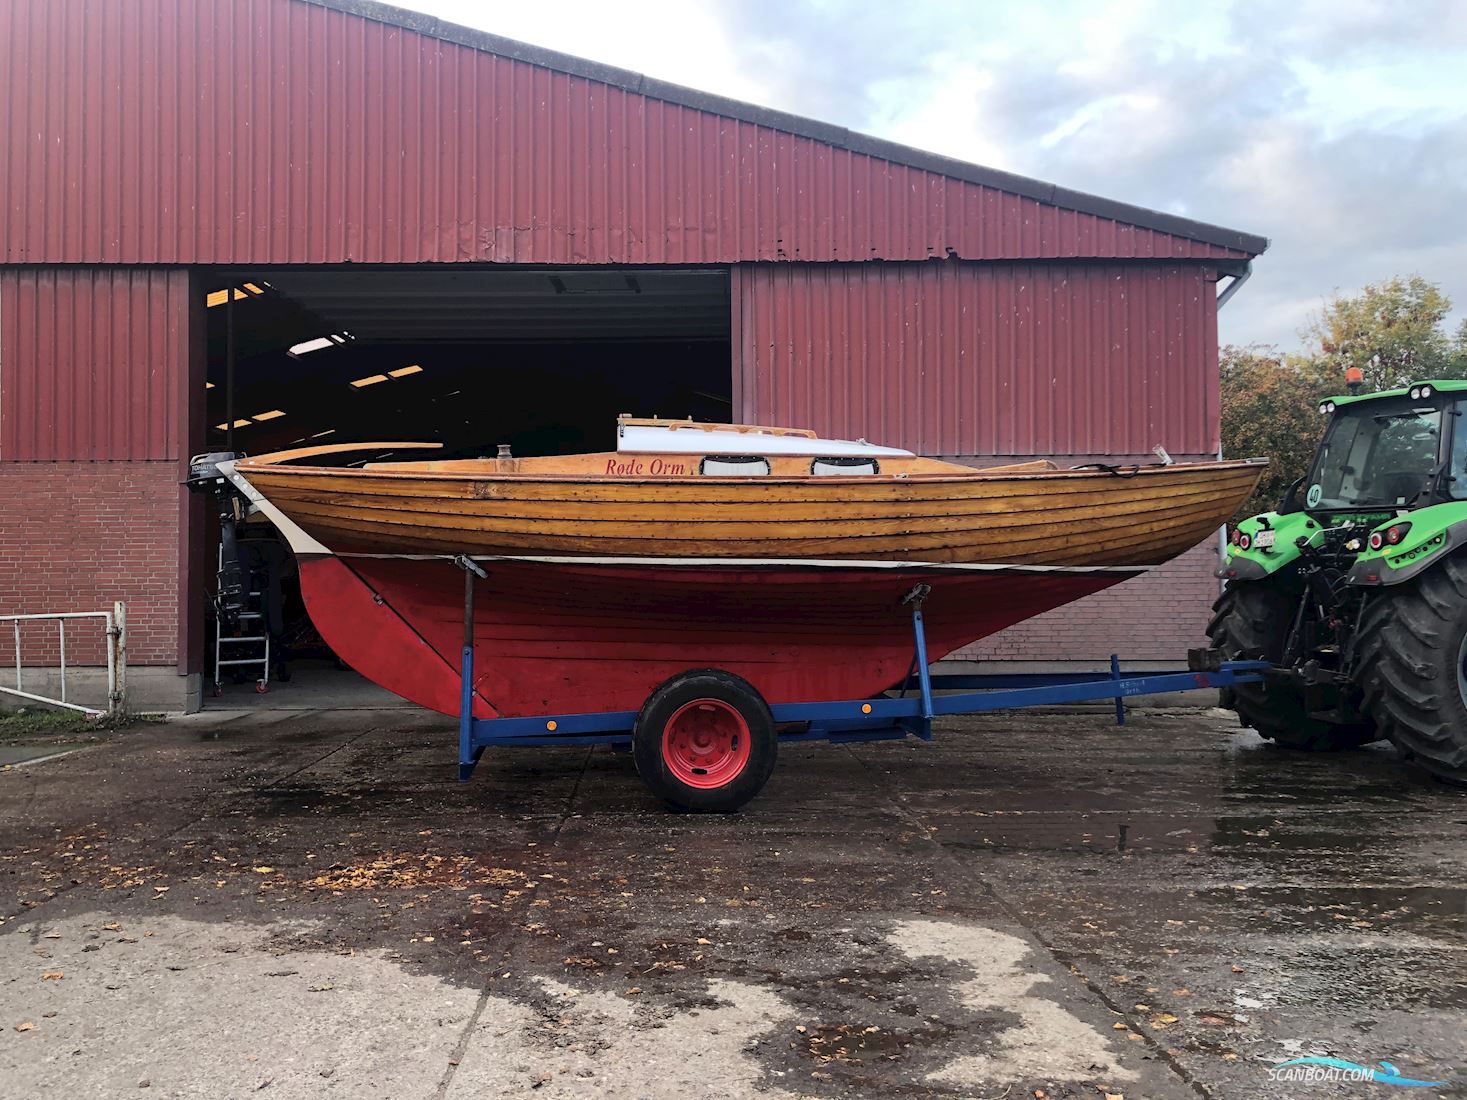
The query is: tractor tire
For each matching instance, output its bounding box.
[1350,551,1467,786]
[1206,578,1377,751]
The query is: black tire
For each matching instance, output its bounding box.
[633,669,777,813]
[1207,577,1377,751]
[1351,551,1467,785]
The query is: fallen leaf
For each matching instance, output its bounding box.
[1230,965,1245,973]
[1199,1015,1232,1026]
[1106,1094,1125,1100]
[41,971,64,981]
[102,922,121,932]
[252,867,274,875]
[625,987,642,995]
[1112,1022,1128,1031]
[14,1022,34,1032]
[696,937,711,945]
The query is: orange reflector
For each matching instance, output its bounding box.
[861,703,872,714]
[546,720,558,731]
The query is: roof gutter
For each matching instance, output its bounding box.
[1216,262,1252,310]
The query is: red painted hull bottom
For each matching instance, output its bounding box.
[297,557,1136,719]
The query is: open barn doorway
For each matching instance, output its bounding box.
[199,266,732,707]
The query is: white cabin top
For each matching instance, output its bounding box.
[616,417,913,458]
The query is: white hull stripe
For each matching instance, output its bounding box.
[337,552,1149,575]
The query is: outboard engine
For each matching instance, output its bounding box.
[185,452,249,630]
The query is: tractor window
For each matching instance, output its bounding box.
[1452,402,1467,499]
[1307,404,1443,509]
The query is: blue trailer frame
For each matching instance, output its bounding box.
[452,562,1267,781]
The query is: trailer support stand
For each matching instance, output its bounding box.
[902,583,936,740]
[1111,653,1126,725]
[455,555,489,781]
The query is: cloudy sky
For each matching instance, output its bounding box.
[400,0,1466,351]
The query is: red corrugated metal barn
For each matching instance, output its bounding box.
[0,0,1266,711]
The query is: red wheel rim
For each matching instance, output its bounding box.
[661,698,751,789]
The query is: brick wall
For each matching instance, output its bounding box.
[963,539,1223,662]
[0,462,179,666]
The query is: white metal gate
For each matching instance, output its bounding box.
[0,603,127,716]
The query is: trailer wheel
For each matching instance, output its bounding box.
[1207,578,1377,751]
[1351,551,1467,785]
[633,670,777,813]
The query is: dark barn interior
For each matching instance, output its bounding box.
[205,268,733,459]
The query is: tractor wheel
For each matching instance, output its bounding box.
[1206,578,1377,751]
[633,669,777,813]
[1350,551,1467,785]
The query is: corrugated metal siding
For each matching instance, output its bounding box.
[735,262,1220,457]
[0,0,1249,266]
[0,268,189,460]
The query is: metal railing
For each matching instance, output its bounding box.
[0,603,127,716]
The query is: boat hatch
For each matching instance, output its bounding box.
[700,455,771,476]
[812,457,879,476]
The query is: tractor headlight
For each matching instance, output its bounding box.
[1319,401,1336,415]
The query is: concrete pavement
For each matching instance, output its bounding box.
[2,706,1463,1098]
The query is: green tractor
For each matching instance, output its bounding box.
[1209,377,1467,784]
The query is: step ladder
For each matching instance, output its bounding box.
[212,544,270,696]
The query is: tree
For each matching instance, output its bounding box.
[1297,275,1464,393]
[1221,276,1466,522]
[1220,346,1322,519]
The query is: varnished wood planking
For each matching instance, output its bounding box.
[261,485,1240,546]
[272,499,1240,564]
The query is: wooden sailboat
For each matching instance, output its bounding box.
[220,418,1264,718]
[233,419,1263,568]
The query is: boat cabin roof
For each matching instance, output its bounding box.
[616,417,913,458]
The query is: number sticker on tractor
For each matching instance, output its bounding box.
[1253,530,1276,549]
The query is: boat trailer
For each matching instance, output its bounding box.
[450,558,1268,811]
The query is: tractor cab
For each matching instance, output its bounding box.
[1297,382,1465,516]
